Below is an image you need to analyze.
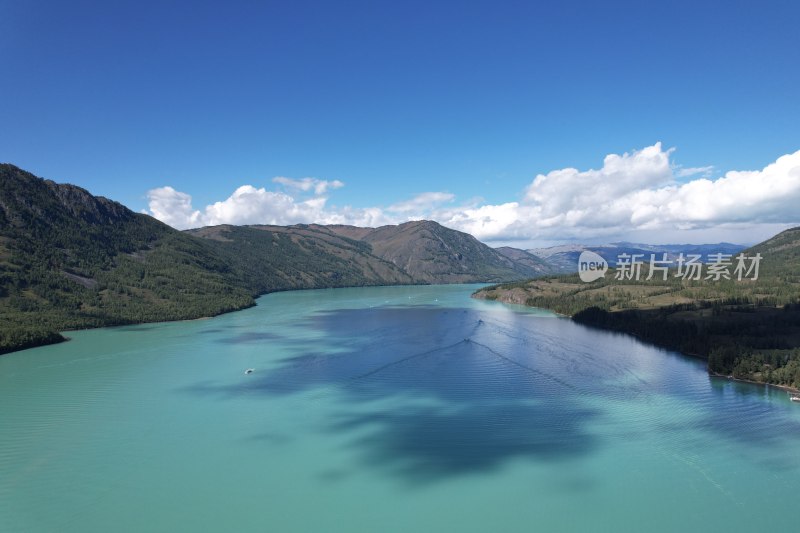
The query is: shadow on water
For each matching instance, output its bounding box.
[328,402,598,485]
[184,305,604,482]
[183,303,800,482]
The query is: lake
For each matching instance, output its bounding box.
[2,284,799,532]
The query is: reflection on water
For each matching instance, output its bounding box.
[2,284,800,532]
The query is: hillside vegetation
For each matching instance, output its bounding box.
[0,165,254,353]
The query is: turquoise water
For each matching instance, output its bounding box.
[2,284,800,532]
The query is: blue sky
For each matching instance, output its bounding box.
[1,0,799,245]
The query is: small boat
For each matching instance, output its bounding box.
[245,368,255,375]
[789,393,800,402]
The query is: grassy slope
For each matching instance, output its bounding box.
[474,227,800,389]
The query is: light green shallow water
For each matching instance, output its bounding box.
[2,284,799,532]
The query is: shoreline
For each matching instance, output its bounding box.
[2,281,494,357]
[709,370,800,394]
[0,332,67,356]
[475,291,800,395]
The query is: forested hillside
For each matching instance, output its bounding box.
[0,164,256,353]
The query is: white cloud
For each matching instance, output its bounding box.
[146,179,394,230]
[202,185,326,226]
[439,144,800,242]
[524,142,674,209]
[606,148,800,230]
[145,145,800,246]
[442,202,524,239]
[146,186,202,229]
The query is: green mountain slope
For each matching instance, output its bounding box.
[0,164,258,353]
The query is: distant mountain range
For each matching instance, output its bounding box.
[0,164,542,354]
[527,242,747,273]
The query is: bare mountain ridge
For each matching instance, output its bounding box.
[315,220,545,283]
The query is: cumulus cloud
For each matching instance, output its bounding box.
[437,144,800,241]
[145,144,800,244]
[442,202,524,240]
[201,185,327,226]
[146,179,394,230]
[523,143,674,209]
[146,186,202,229]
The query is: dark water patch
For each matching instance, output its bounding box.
[211,332,578,403]
[213,306,658,406]
[185,305,609,482]
[329,402,599,484]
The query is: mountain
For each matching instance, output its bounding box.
[745,226,800,276]
[0,164,257,352]
[493,246,554,276]
[185,224,415,289]
[0,164,540,354]
[528,241,747,273]
[323,220,544,283]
